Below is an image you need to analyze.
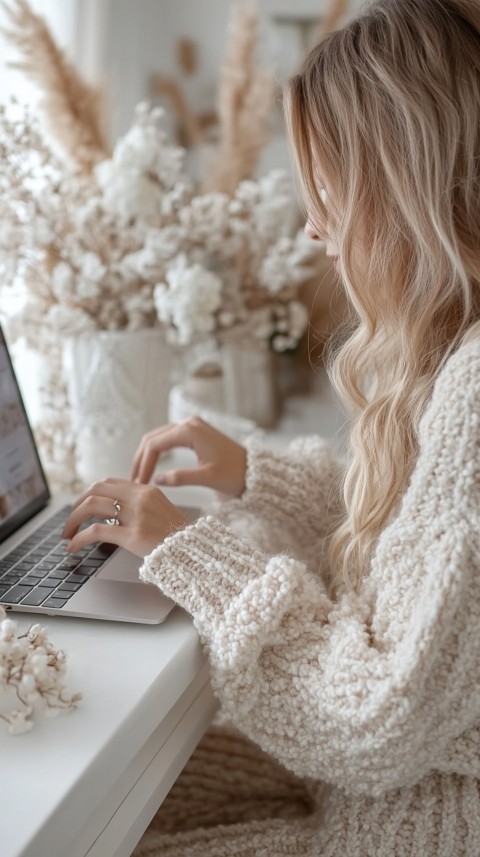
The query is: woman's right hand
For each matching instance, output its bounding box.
[130,416,248,498]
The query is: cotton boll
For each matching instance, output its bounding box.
[27,625,48,644]
[0,619,17,641]
[8,711,34,735]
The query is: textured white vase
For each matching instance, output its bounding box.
[63,328,171,485]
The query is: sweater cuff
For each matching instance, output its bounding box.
[139,515,266,620]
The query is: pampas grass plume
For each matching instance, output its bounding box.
[203,0,275,195]
[2,0,109,172]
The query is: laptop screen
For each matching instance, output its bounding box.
[0,327,50,543]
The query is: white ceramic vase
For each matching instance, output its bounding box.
[63,328,171,485]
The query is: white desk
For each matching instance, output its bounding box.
[1,604,218,857]
[1,378,342,857]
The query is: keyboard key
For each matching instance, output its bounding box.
[21,588,53,606]
[47,571,70,582]
[42,597,68,609]
[1,574,24,585]
[56,583,81,594]
[90,544,116,560]
[80,557,105,568]
[6,551,24,561]
[35,561,57,571]
[12,561,34,572]
[57,581,86,592]
[0,568,23,578]
[33,579,57,590]
[56,559,81,572]
[72,565,96,577]
[2,585,33,603]
[26,567,50,579]
[0,584,12,598]
[22,576,43,587]
[66,573,89,584]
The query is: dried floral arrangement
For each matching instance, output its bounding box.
[0,0,323,487]
[0,96,316,350]
[0,96,191,487]
[0,604,81,735]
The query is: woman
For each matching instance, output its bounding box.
[63,0,480,853]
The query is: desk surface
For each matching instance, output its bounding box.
[1,603,217,857]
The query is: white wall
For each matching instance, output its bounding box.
[0,0,363,169]
[93,0,363,174]
[0,0,81,105]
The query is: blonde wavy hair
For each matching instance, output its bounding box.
[285,0,480,593]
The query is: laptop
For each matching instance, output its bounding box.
[0,326,197,624]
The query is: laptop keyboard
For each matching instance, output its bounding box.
[0,506,115,610]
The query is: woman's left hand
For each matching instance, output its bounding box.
[62,478,189,558]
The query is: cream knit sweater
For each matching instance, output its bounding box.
[134,339,480,857]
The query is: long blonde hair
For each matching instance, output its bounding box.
[285,0,480,592]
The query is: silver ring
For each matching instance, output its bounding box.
[106,500,121,526]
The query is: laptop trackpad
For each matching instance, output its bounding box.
[68,578,174,623]
[96,548,143,583]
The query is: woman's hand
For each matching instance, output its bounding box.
[62,478,188,558]
[130,416,248,497]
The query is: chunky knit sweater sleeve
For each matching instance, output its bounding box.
[226,434,345,544]
[140,340,480,799]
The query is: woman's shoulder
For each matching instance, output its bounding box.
[422,336,480,428]
[434,336,480,392]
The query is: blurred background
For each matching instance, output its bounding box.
[0,1,361,164]
[0,1,359,487]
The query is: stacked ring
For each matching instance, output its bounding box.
[105,499,121,527]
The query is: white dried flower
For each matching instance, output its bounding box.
[95,105,185,220]
[272,334,299,352]
[95,161,159,220]
[0,619,17,641]
[80,251,106,283]
[146,225,186,260]
[259,235,316,294]
[27,624,47,642]
[218,310,236,327]
[46,304,95,337]
[154,255,223,345]
[0,611,80,735]
[52,262,74,300]
[287,300,310,339]
[8,710,34,736]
